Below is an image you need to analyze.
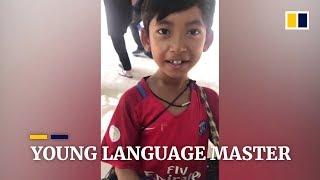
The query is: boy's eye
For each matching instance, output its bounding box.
[187,29,201,36]
[157,28,170,35]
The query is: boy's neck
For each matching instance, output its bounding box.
[151,71,189,89]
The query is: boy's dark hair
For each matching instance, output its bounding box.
[141,0,215,32]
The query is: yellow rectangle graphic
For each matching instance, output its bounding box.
[287,13,297,28]
[29,134,48,140]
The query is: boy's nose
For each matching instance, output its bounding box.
[169,36,187,53]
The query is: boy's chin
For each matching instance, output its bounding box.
[164,71,189,80]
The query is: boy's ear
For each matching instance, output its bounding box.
[141,28,151,52]
[203,29,213,52]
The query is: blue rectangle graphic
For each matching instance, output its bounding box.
[298,13,308,28]
[50,134,68,139]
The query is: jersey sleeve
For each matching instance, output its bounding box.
[101,89,142,170]
[204,87,219,130]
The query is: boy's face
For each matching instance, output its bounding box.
[141,6,213,79]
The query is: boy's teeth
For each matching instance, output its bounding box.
[170,60,182,65]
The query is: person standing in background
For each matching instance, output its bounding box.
[130,0,153,58]
[104,0,133,78]
[130,0,145,56]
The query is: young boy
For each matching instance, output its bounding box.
[102,0,218,179]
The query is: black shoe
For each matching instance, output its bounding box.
[132,49,145,56]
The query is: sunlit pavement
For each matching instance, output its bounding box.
[100,1,219,177]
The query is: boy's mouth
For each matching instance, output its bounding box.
[166,60,188,65]
[165,60,190,70]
